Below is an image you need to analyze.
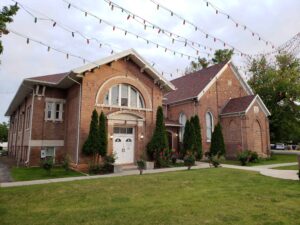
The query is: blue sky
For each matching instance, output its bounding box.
[0,0,300,122]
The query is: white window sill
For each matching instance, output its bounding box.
[206,140,211,143]
[45,119,64,123]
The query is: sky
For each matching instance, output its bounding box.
[0,0,300,122]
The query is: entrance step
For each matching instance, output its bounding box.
[121,164,138,171]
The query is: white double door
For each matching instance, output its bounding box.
[113,132,134,164]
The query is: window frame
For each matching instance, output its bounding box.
[103,84,145,109]
[45,98,65,122]
[205,112,214,142]
[178,113,187,142]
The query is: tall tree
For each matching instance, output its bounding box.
[147,106,168,160]
[0,122,8,142]
[212,49,234,64]
[98,111,107,158]
[82,109,100,163]
[185,57,210,74]
[0,4,19,55]
[209,122,225,157]
[182,119,195,156]
[191,115,202,160]
[248,54,300,143]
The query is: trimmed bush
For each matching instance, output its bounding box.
[62,155,70,172]
[191,115,203,160]
[147,106,168,161]
[98,111,107,158]
[184,153,195,170]
[209,122,225,157]
[137,159,146,175]
[41,157,53,174]
[182,120,195,156]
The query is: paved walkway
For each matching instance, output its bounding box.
[0,162,211,188]
[1,162,298,188]
[222,162,299,181]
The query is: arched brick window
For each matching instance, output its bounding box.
[205,112,213,142]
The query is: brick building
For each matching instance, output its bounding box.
[5,49,270,167]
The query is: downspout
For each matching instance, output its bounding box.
[25,88,35,165]
[67,75,82,165]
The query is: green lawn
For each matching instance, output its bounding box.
[1,168,299,225]
[220,154,298,166]
[11,167,84,181]
[273,165,299,170]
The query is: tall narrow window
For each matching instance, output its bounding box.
[121,84,129,106]
[179,113,187,142]
[111,85,119,106]
[206,112,213,142]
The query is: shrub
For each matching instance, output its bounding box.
[62,155,70,172]
[88,163,101,174]
[184,153,195,170]
[100,154,116,173]
[147,106,168,161]
[98,111,107,158]
[182,120,195,156]
[41,157,53,174]
[237,150,252,166]
[191,115,203,160]
[137,159,146,175]
[209,122,226,157]
[171,151,177,164]
[249,151,259,163]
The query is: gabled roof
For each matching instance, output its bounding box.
[164,61,254,105]
[72,48,175,92]
[221,95,256,115]
[26,72,69,84]
[5,49,175,116]
[221,94,271,116]
[164,61,228,104]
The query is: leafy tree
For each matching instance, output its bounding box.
[0,122,8,142]
[248,54,300,143]
[182,119,195,156]
[0,4,19,54]
[209,122,225,157]
[82,110,100,163]
[191,115,203,160]
[147,106,168,160]
[185,57,210,74]
[98,111,107,158]
[212,49,233,64]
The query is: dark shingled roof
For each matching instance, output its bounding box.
[27,72,69,83]
[164,62,227,104]
[221,95,256,115]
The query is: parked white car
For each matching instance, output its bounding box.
[275,143,285,150]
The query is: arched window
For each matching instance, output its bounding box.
[103,84,145,108]
[206,112,213,142]
[179,113,187,142]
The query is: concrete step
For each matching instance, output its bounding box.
[121,164,138,171]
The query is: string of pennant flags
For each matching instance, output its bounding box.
[148,0,276,52]
[10,0,186,78]
[103,0,218,54]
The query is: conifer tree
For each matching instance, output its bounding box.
[182,120,195,156]
[147,106,168,160]
[209,122,225,157]
[82,109,99,162]
[98,111,107,158]
[191,115,203,160]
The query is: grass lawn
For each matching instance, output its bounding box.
[11,167,84,181]
[220,154,298,166]
[273,165,299,170]
[1,168,300,225]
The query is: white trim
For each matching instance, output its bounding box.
[45,98,66,103]
[95,76,152,109]
[196,63,230,101]
[25,89,35,165]
[245,95,271,116]
[72,49,175,91]
[29,140,64,147]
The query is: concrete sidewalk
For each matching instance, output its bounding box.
[222,163,299,181]
[0,162,211,188]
